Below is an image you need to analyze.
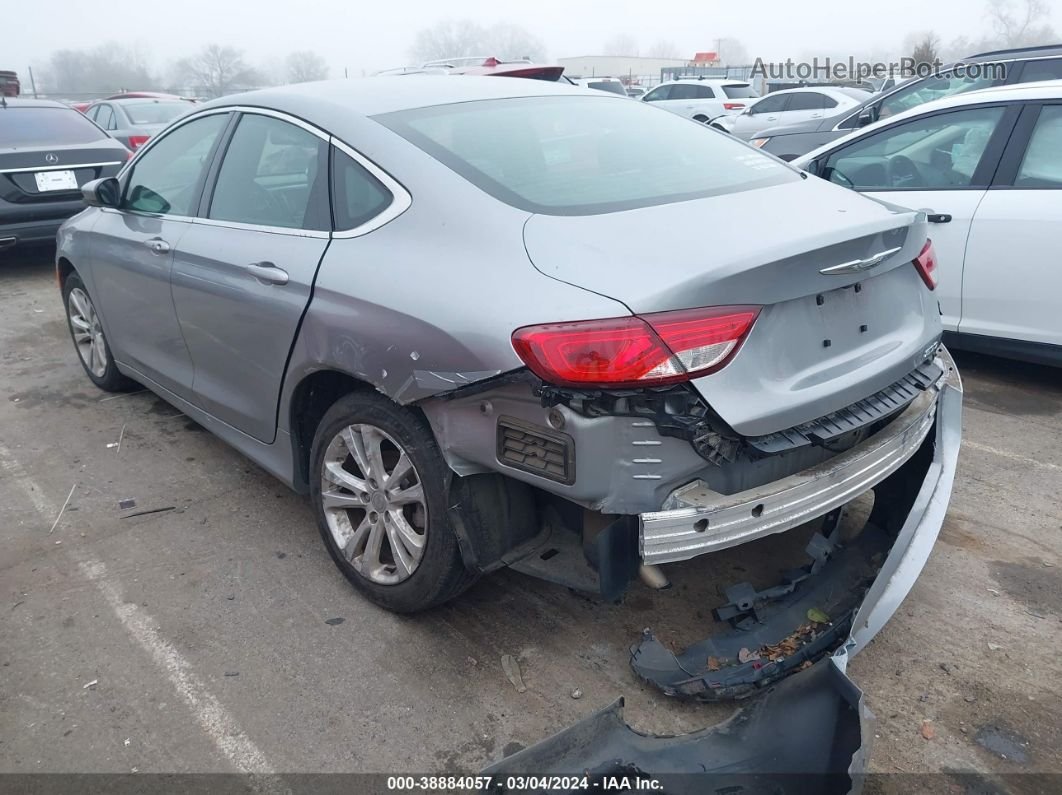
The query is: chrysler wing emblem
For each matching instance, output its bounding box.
[819,246,902,276]
[44,153,60,164]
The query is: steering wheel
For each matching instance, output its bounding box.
[886,154,924,188]
[828,168,855,189]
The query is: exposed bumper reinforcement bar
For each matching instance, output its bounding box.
[640,361,944,565]
[483,348,962,792]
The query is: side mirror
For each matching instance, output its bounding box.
[82,177,120,208]
[857,107,876,127]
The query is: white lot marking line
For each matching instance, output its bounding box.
[49,484,76,533]
[0,443,285,791]
[964,440,1061,473]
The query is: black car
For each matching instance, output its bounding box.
[1,98,129,251]
[754,44,1062,160]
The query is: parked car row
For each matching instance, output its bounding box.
[753,44,1062,159]
[795,81,1062,365]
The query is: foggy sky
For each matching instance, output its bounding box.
[9,0,1061,77]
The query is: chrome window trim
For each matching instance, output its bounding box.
[0,161,124,174]
[330,137,412,239]
[191,216,331,239]
[114,104,411,238]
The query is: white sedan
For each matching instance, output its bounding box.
[716,86,871,139]
[796,82,1062,366]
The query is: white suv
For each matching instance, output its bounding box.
[642,78,759,123]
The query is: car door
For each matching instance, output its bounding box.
[783,91,835,126]
[88,112,231,397]
[815,103,1018,332]
[170,111,331,443]
[733,92,790,137]
[959,102,1062,348]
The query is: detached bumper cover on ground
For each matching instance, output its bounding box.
[484,349,963,793]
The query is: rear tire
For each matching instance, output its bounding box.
[62,272,136,393]
[309,391,477,612]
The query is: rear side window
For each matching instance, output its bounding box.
[95,104,116,131]
[208,114,329,231]
[122,113,228,216]
[331,148,393,230]
[668,84,711,100]
[1015,105,1062,188]
[722,84,758,99]
[0,107,109,147]
[378,95,796,215]
[787,93,828,111]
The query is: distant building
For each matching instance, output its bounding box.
[556,55,689,87]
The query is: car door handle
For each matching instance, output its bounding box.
[928,213,952,224]
[244,261,289,285]
[766,116,777,121]
[145,238,170,254]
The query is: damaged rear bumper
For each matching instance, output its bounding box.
[483,349,962,790]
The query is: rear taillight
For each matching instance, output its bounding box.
[127,135,150,150]
[723,102,745,110]
[913,240,937,290]
[512,306,760,388]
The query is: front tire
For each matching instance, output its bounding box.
[62,272,136,392]
[309,391,476,612]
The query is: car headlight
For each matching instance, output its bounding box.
[751,137,770,148]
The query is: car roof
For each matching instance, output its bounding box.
[761,86,866,98]
[204,75,599,118]
[966,43,1062,60]
[0,97,70,109]
[663,78,750,86]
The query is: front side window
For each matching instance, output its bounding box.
[878,67,1006,119]
[378,95,797,215]
[823,106,1005,190]
[668,84,710,100]
[208,114,329,231]
[1018,58,1062,83]
[750,94,788,114]
[644,85,671,102]
[122,113,228,216]
[1015,105,1062,188]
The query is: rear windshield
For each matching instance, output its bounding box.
[722,84,759,99]
[0,106,109,148]
[123,101,190,125]
[589,81,628,95]
[376,95,795,215]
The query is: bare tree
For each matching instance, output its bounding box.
[645,40,682,59]
[175,44,260,98]
[602,34,639,57]
[986,0,1057,47]
[716,38,750,66]
[908,32,942,68]
[286,51,329,84]
[409,20,544,63]
[487,23,546,61]
[45,44,154,95]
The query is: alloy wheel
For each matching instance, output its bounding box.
[320,423,428,585]
[67,287,108,378]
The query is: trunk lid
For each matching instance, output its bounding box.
[0,142,127,216]
[523,177,942,436]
